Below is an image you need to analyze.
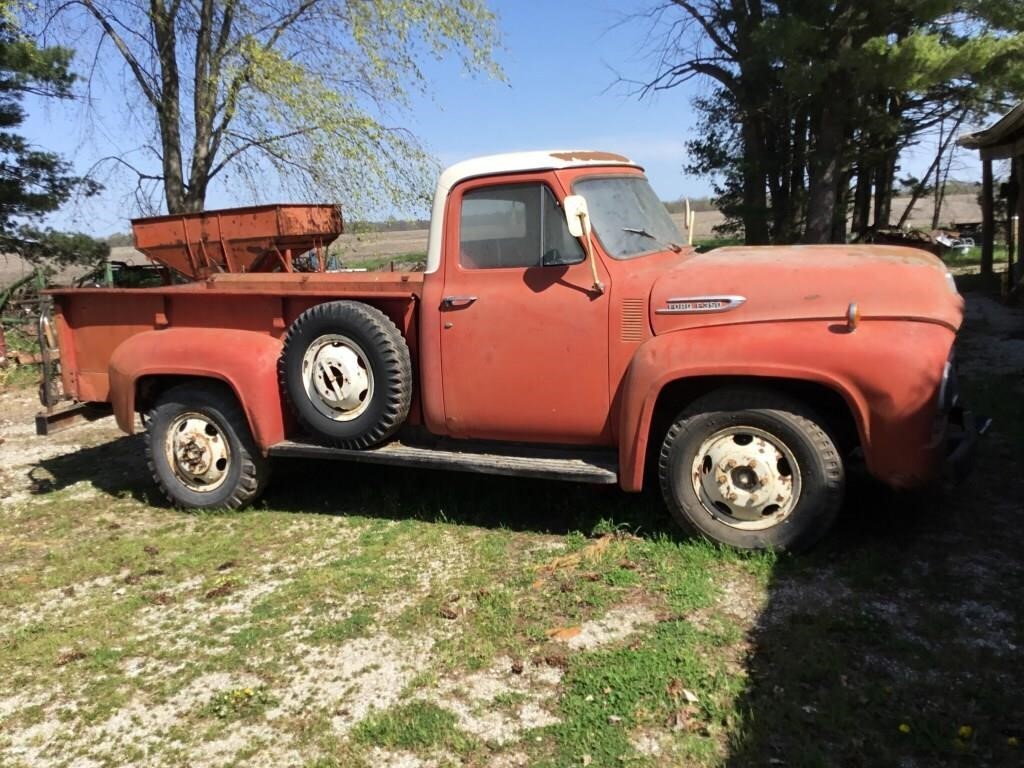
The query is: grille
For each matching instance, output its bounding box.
[620,299,646,342]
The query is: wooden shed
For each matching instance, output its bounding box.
[958,102,1024,292]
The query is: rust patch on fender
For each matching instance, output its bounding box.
[550,151,631,163]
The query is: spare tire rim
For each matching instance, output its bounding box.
[690,426,802,531]
[302,334,374,422]
[165,412,231,492]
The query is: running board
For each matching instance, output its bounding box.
[268,439,619,484]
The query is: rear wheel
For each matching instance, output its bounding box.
[658,388,844,552]
[146,382,269,509]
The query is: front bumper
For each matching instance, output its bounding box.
[944,407,991,484]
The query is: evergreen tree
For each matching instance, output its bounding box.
[0,9,106,272]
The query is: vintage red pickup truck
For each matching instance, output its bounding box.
[36,150,984,551]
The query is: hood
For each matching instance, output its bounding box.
[650,244,963,335]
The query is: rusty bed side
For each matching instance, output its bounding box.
[47,272,424,407]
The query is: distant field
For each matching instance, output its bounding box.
[0,194,984,285]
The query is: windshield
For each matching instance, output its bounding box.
[574,176,685,259]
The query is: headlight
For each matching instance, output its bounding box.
[945,271,959,294]
[937,351,959,412]
[931,348,959,446]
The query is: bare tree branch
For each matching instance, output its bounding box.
[77,0,161,107]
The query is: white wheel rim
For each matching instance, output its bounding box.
[165,412,232,493]
[690,426,802,531]
[301,334,374,422]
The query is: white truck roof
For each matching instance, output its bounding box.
[426,150,639,273]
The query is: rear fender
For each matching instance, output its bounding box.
[108,328,285,451]
[617,322,918,492]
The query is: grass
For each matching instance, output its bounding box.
[694,237,744,252]
[334,251,426,272]
[941,243,1009,268]
[0,320,41,389]
[0,265,1022,767]
[351,701,470,751]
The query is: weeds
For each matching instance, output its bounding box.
[202,686,277,721]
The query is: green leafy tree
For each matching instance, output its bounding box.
[627,1,1024,244]
[0,8,106,272]
[41,0,502,216]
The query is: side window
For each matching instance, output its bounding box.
[459,183,584,269]
[541,186,585,267]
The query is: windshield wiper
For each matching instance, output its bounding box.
[621,226,683,253]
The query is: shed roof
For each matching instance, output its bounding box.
[958,102,1024,159]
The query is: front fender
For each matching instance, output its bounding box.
[617,320,953,491]
[108,328,285,451]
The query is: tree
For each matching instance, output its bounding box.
[0,7,107,273]
[39,0,501,216]
[626,1,1024,244]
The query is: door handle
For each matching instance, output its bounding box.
[442,295,478,309]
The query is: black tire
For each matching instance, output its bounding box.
[658,388,844,552]
[279,300,412,448]
[145,381,270,509]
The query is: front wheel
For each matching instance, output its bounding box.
[658,388,844,552]
[145,382,270,509]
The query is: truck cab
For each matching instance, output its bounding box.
[38,150,983,551]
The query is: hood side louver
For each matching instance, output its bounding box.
[621,298,645,342]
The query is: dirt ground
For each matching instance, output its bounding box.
[0,288,1021,767]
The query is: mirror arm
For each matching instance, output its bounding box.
[578,214,604,295]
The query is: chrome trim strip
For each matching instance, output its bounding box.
[655,295,747,315]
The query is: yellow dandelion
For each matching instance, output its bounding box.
[958,725,973,739]
[899,723,911,734]
[1009,736,1019,748]
[244,687,255,697]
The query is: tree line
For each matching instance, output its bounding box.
[633,1,1024,244]
[6,0,1024,277]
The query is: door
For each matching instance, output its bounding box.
[439,175,611,444]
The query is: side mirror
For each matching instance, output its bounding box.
[563,195,591,238]
[562,194,604,295]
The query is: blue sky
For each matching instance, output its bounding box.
[22,0,982,237]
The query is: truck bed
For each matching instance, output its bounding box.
[47,271,424,405]
[49,270,424,298]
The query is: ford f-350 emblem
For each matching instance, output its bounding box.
[655,295,747,315]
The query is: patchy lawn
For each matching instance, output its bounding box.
[0,288,1021,767]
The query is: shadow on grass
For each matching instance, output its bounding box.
[724,352,1024,766]
[32,426,945,547]
[31,431,671,538]
[30,425,928,543]
[725,450,1024,766]
[261,458,674,537]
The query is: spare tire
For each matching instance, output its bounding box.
[279,300,412,448]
